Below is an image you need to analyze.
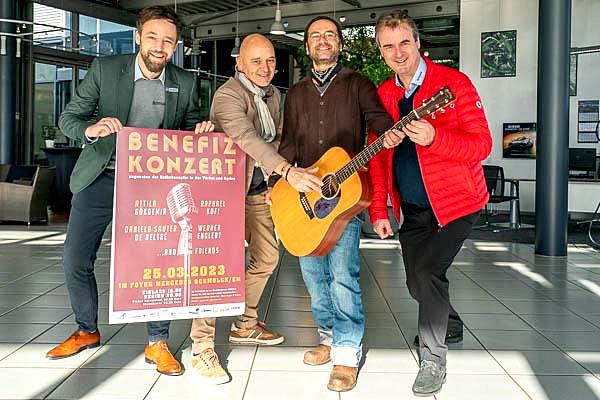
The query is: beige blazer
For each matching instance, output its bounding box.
[210,77,285,193]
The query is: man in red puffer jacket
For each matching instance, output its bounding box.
[370,11,492,397]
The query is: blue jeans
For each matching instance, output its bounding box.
[299,218,364,367]
[63,170,170,342]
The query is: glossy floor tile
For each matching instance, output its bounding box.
[1,224,600,399]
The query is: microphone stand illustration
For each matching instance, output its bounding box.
[166,183,197,307]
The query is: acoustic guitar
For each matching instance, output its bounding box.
[270,86,455,257]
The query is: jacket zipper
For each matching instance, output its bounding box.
[400,80,443,229]
[410,84,443,229]
[415,145,443,229]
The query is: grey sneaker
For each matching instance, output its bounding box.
[412,360,446,397]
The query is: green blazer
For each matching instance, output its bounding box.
[58,54,202,193]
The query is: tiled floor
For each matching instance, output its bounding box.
[1,224,600,399]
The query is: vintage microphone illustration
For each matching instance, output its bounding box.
[166,183,197,307]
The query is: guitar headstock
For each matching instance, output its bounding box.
[416,86,455,118]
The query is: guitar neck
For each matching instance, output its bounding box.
[335,109,422,184]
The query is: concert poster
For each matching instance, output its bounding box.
[109,127,246,324]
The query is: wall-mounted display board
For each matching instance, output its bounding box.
[578,100,599,143]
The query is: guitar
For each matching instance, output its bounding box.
[270,86,456,257]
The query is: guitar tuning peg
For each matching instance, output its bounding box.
[440,108,446,114]
[450,103,455,108]
[431,113,436,120]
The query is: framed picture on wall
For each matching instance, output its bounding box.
[481,30,517,78]
[503,122,536,158]
[570,54,578,96]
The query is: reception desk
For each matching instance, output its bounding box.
[505,177,600,216]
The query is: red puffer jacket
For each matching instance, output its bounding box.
[368,57,492,227]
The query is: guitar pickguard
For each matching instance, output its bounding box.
[314,192,341,219]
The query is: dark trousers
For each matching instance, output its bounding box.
[63,169,170,341]
[399,202,479,365]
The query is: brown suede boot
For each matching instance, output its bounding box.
[327,365,358,392]
[303,344,331,365]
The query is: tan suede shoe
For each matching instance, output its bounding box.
[327,365,358,392]
[144,340,183,376]
[46,329,100,359]
[188,348,230,385]
[303,344,331,365]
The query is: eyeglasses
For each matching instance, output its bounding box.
[308,31,338,42]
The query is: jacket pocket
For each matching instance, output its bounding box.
[462,163,477,195]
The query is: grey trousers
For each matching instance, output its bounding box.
[398,202,479,365]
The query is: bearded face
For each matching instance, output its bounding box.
[135,18,178,75]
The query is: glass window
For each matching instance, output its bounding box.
[79,68,87,82]
[34,63,73,160]
[33,3,73,51]
[79,15,135,56]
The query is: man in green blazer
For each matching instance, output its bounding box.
[46,6,213,376]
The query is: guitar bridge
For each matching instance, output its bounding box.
[299,192,315,219]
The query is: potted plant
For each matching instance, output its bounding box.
[42,125,56,148]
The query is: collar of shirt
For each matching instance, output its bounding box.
[134,53,165,84]
[395,56,427,98]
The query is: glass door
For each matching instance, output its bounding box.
[33,62,73,161]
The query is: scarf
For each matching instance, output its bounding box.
[236,70,276,143]
[310,62,342,88]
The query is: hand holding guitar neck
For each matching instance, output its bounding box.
[403,119,436,146]
[383,129,405,149]
[286,166,323,194]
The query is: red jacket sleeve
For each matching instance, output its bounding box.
[425,74,492,162]
[367,131,391,223]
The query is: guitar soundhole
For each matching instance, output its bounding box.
[321,174,339,200]
[314,192,341,219]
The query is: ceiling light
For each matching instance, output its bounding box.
[231,36,240,57]
[270,0,286,35]
[231,0,240,57]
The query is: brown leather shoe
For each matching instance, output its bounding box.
[46,329,100,360]
[327,365,358,392]
[303,344,331,365]
[229,321,284,345]
[144,340,183,376]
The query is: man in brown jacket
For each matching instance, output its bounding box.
[187,34,320,384]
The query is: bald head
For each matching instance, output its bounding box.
[237,34,276,87]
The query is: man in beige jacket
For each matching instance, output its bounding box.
[187,34,321,384]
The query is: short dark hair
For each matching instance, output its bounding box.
[304,16,344,49]
[375,11,419,45]
[136,6,181,37]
